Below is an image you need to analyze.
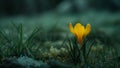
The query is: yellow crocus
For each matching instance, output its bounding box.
[69,23,91,45]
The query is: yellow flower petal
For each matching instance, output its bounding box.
[74,23,85,34]
[84,24,91,36]
[69,22,91,45]
[69,23,74,34]
[74,23,85,45]
[77,35,83,45]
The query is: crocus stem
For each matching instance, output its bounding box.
[82,42,87,67]
[83,43,86,62]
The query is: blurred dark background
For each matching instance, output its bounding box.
[0,0,120,16]
[0,0,120,41]
[0,0,62,15]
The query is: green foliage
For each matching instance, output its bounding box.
[66,37,81,65]
[0,23,41,59]
[65,35,99,67]
[65,34,120,68]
